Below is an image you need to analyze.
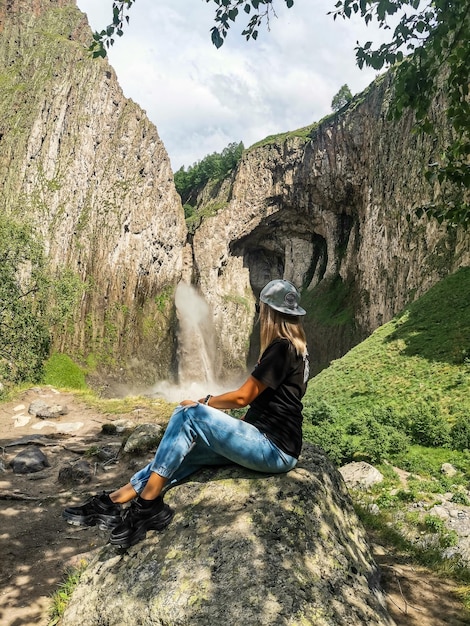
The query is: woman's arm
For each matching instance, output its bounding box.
[202,375,267,409]
[180,375,266,410]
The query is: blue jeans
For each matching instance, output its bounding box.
[130,403,297,493]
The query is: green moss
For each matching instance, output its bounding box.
[247,123,318,151]
[154,285,175,314]
[186,201,228,232]
[222,294,251,311]
[42,353,87,389]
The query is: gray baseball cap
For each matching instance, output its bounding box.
[259,279,306,316]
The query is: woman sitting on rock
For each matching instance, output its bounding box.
[63,279,310,549]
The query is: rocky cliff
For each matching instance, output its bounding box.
[0,0,187,384]
[191,79,469,375]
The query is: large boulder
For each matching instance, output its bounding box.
[61,444,395,625]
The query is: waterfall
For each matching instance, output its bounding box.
[174,281,216,386]
[152,281,231,402]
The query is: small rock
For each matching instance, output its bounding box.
[441,463,458,477]
[58,460,93,485]
[429,505,449,520]
[123,423,163,454]
[339,461,384,490]
[13,414,31,427]
[112,419,136,433]
[36,404,69,419]
[10,446,50,474]
[28,400,49,416]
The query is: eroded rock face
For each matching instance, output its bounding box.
[61,444,396,626]
[0,0,187,383]
[192,78,470,376]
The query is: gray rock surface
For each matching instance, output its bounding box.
[0,0,187,385]
[28,400,49,416]
[441,463,458,477]
[62,444,395,626]
[58,459,93,485]
[122,423,164,454]
[35,404,69,419]
[339,461,384,490]
[10,446,50,474]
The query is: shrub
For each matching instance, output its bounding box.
[303,398,339,425]
[405,404,450,447]
[451,491,470,506]
[357,416,410,463]
[450,415,470,451]
[369,405,404,429]
[375,492,398,508]
[422,514,458,548]
[183,203,195,219]
[396,489,418,503]
[303,422,354,465]
[0,216,50,384]
[424,514,446,533]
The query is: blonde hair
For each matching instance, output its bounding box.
[259,301,308,358]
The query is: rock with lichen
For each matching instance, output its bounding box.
[61,443,396,626]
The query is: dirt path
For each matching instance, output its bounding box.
[0,387,468,626]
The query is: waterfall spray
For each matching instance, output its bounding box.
[174,281,216,385]
[152,282,237,402]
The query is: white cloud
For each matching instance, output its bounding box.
[76,0,393,170]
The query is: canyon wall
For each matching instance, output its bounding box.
[0,0,187,383]
[191,78,470,375]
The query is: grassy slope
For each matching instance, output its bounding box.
[303,267,470,611]
[304,266,470,424]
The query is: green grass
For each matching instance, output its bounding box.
[247,123,320,151]
[40,352,176,422]
[303,275,354,327]
[303,269,470,616]
[304,267,470,424]
[42,353,88,390]
[48,560,87,625]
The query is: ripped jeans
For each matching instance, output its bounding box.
[130,402,297,493]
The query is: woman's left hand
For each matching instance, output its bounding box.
[180,399,198,406]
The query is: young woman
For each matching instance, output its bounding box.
[63,279,309,549]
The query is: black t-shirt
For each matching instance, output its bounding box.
[244,338,309,458]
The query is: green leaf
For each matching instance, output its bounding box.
[211,27,224,48]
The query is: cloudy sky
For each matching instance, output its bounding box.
[76,0,393,171]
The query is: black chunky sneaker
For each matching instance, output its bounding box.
[109,496,174,549]
[62,492,122,530]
